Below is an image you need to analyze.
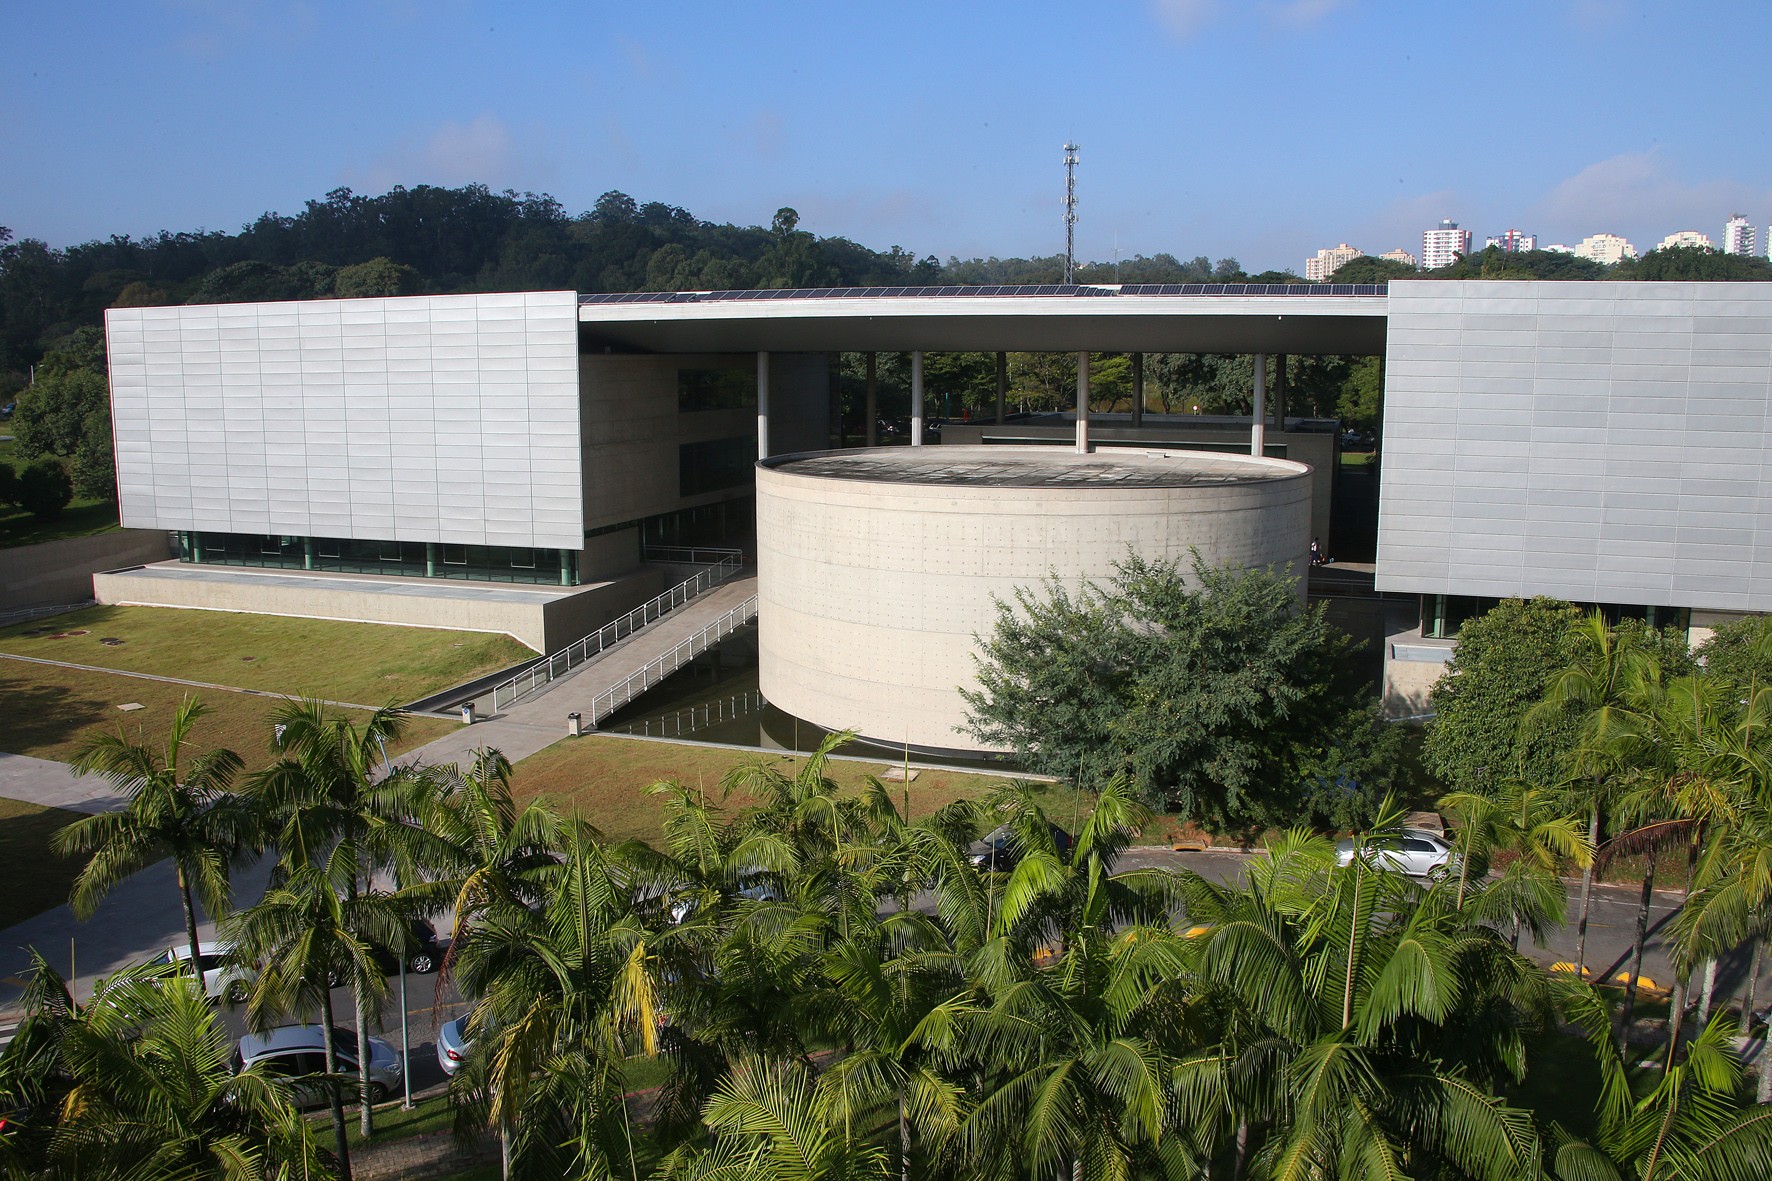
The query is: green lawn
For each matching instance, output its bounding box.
[0,659,455,768]
[0,605,532,707]
[0,796,91,930]
[512,734,1067,846]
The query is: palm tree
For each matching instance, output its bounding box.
[1532,611,1658,975]
[423,747,562,933]
[1549,982,1772,1180]
[947,778,1207,1181]
[1172,815,1553,1181]
[446,819,667,1180]
[1440,779,1593,945]
[1608,674,1743,1057]
[656,1056,891,1181]
[246,699,451,1138]
[0,952,329,1181]
[53,696,253,979]
[225,842,417,1180]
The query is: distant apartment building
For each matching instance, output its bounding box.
[1305,243,1364,282]
[1723,215,1757,256]
[1572,232,1638,265]
[1658,230,1715,251]
[1483,229,1537,252]
[1420,219,1471,270]
[1378,248,1417,268]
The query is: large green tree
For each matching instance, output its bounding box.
[963,553,1369,830]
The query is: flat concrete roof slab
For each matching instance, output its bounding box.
[763,445,1305,488]
[111,564,585,604]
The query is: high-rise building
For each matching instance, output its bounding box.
[1378,248,1417,268]
[1724,215,1756,257]
[1420,219,1471,270]
[1658,231,1714,251]
[1483,229,1537,252]
[1572,233,1637,265]
[1305,243,1364,282]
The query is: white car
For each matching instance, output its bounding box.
[234,1025,402,1107]
[146,940,253,1004]
[1333,828,1459,878]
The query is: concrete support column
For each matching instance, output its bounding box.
[1251,352,1267,457]
[424,542,437,577]
[757,351,771,460]
[1076,351,1092,453]
[303,537,316,571]
[1131,351,1145,428]
[1274,353,1288,431]
[911,350,925,447]
[994,351,1007,424]
[865,352,878,447]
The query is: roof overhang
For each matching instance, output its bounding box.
[577,288,1389,355]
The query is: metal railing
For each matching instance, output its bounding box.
[588,596,759,725]
[489,553,744,711]
[642,545,744,567]
[0,600,96,628]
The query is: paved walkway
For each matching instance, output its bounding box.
[398,575,757,772]
[0,752,128,814]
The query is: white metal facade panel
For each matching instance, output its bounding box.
[1377,281,1772,609]
[107,292,583,549]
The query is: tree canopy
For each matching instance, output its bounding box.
[962,552,1386,830]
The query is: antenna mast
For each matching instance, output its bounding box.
[1063,142,1079,284]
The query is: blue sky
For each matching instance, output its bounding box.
[6,0,1771,274]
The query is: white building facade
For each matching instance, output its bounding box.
[1724,215,1757,256]
[1572,233,1637,264]
[1659,230,1714,250]
[1420,220,1471,270]
[1305,243,1364,281]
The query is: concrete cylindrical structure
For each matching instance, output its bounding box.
[756,445,1312,754]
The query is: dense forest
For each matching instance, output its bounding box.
[1,183,1766,514]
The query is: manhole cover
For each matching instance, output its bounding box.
[99,637,125,646]
[241,656,256,662]
[50,630,90,639]
[117,702,145,712]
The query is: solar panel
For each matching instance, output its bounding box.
[577,280,1388,305]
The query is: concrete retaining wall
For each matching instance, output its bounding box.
[2,529,173,611]
[93,563,668,652]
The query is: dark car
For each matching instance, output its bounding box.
[328,920,443,986]
[968,823,1074,872]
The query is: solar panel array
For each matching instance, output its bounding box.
[579,282,1387,306]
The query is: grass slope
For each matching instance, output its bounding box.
[0,605,532,706]
[511,734,1056,846]
[0,660,454,768]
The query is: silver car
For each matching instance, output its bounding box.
[1334,828,1459,878]
[436,1014,472,1077]
[146,940,253,1005]
[234,1025,402,1106]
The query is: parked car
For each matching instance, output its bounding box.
[145,940,253,1005]
[436,1014,472,1077]
[1333,828,1459,878]
[326,919,444,986]
[233,1025,402,1107]
[968,822,1074,872]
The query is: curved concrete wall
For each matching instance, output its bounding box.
[756,445,1312,752]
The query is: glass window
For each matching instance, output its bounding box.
[678,368,758,413]
[679,437,755,497]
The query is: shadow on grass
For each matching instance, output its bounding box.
[0,677,111,756]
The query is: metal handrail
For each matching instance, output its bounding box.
[642,545,744,567]
[588,596,759,724]
[490,554,744,710]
